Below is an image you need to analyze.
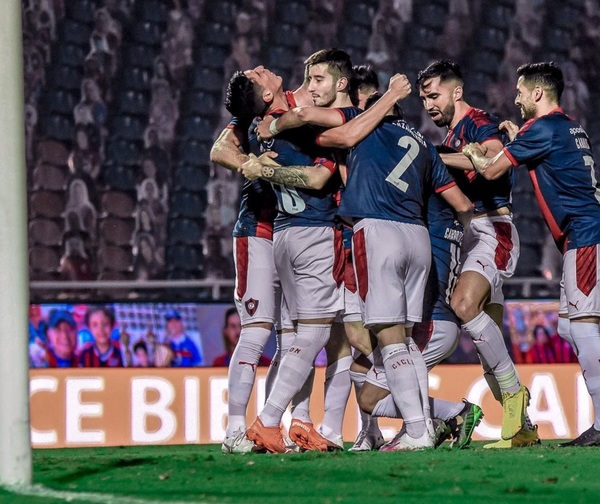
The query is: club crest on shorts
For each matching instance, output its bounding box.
[245,298,259,316]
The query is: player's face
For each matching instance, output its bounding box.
[515,76,537,120]
[307,63,338,107]
[419,76,456,127]
[89,311,112,347]
[244,65,283,97]
[49,322,77,359]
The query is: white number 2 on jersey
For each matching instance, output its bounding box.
[275,184,306,214]
[385,136,420,192]
[584,155,600,204]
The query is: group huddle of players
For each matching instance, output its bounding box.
[210,48,600,453]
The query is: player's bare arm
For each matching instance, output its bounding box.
[439,184,473,229]
[500,120,520,142]
[257,105,347,140]
[240,153,332,190]
[463,142,513,181]
[439,138,504,171]
[210,127,249,172]
[316,74,412,149]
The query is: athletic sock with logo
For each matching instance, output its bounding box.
[260,323,331,427]
[226,326,272,436]
[407,336,431,421]
[463,311,520,394]
[381,343,426,438]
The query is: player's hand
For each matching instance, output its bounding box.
[500,120,519,142]
[463,142,486,159]
[257,151,281,167]
[256,116,276,140]
[388,74,411,101]
[239,153,263,180]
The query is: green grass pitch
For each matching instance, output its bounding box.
[1,442,599,503]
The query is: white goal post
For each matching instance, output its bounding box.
[0,0,33,487]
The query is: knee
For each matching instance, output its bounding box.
[450,294,479,323]
[357,387,375,415]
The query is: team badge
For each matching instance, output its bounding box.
[455,139,461,149]
[245,298,259,316]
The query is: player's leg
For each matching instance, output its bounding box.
[559,246,600,446]
[223,237,277,454]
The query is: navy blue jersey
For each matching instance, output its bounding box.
[229,117,278,239]
[504,108,600,251]
[424,192,462,323]
[443,107,512,213]
[339,117,456,224]
[248,112,339,231]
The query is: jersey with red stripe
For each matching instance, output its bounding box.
[443,107,512,213]
[425,191,462,324]
[504,109,600,251]
[229,116,278,239]
[248,114,340,231]
[340,117,456,225]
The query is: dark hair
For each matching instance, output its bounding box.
[224,306,238,327]
[365,91,403,119]
[353,64,380,91]
[224,70,265,120]
[133,340,148,353]
[533,324,551,340]
[416,60,463,89]
[85,305,116,327]
[516,61,564,102]
[304,48,354,83]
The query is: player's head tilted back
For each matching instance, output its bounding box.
[352,64,380,109]
[225,66,284,120]
[515,62,564,120]
[416,60,465,127]
[304,48,354,107]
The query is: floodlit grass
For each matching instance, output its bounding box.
[1,442,598,503]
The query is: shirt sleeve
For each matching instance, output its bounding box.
[504,118,554,167]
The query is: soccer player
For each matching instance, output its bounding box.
[338,96,472,450]
[247,72,413,451]
[312,90,479,450]
[463,61,600,447]
[242,49,359,453]
[211,66,312,454]
[417,60,537,447]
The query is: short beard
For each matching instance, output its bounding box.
[520,103,536,121]
[433,102,455,127]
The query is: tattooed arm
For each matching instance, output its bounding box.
[240,153,333,190]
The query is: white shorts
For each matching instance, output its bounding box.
[353,219,430,327]
[365,319,460,389]
[273,225,344,320]
[233,236,281,326]
[460,214,520,304]
[336,245,362,323]
[559,244,600,318]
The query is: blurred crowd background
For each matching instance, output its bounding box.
[24,0,600,304]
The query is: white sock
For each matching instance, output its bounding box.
[290,367,315,423]
[265,330,293,399]
[371,394,400,418]
[407,336,431,421]
[349,369,379,431]
[381,343,425,438]
[464,311,520,394]
[320,355,352,439]
[570,322,600,429]
[226,326,272,436]
[430,397,464,422]
[260,323,331,427]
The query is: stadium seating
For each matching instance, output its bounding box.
[28,218,64,247]
[31,163,68,191]
[121,66,152,91]
[169,190,208,219]
[29,190,66,219]
[100,190,136,218]
[167,217,205,246]
[102,164,139,192]
[172,163,210,192]
[57,18,92,46]
[179,90,220,117]
[29,246,61,277]
[99,217,135,246]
